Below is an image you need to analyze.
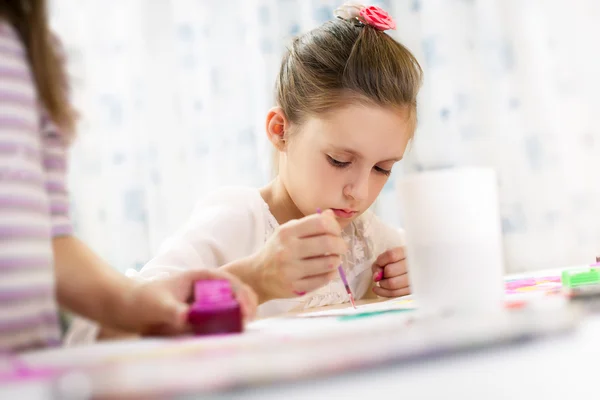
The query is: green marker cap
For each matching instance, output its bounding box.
[562,268,600,288]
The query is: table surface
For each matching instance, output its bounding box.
[2,265,597,400]
[238,265,597,400]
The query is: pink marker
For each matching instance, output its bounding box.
[187,280,243,336]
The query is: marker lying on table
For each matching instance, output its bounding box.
[561,258,600,312]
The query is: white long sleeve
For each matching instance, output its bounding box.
[138,187,267,278]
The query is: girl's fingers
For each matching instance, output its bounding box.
[281,210,341,239]
[372,286,411,298]
[372,265,384,282]
[382,260,407,279]
[294,235,347,259]
[378,274,409,290]
[373,247,406,268]
[292,270,338,294]
[293,254,340,277]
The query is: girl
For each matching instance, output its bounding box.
[0,0,257,352]
[68,3,422,343]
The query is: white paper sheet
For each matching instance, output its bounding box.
[297,296,415,317]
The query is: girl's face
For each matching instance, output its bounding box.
[278,103,413,228]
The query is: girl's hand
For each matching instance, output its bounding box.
[371,247,410,298]
[122,268,258,336]
[251,209,347,301]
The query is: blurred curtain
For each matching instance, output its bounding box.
[50,0,600,272]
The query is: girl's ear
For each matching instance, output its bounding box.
[265,107,289,151]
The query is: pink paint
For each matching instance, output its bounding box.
[0,367,60,383]
[374,271,383,282]
[187,280,242,336]
[505,278,536,290]
[504,276,562,291]
[294,291,307,296]
[0,355,64,384]
[536,276,562,283]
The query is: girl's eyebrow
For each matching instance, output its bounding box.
[333,147,362,158]
[330,146,403,162]
[380,156,403,162]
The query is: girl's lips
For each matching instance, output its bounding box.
[332,209,357,218]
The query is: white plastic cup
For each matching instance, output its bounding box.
[397,167,505,315]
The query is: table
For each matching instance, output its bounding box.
[1,265,596,400]
[223,266,598,400]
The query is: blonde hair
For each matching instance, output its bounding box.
[276,18,422,128]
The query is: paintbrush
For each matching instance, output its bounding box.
[338,264,356,309]
[316,208,356,309]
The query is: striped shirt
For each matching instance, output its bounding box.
[0,21,72,352]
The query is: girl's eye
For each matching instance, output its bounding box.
[374,166,392,176]
[327,155,351,168]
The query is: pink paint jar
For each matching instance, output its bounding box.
[187,280,243,336]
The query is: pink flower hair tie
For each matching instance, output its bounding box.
[334,3,396,31]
